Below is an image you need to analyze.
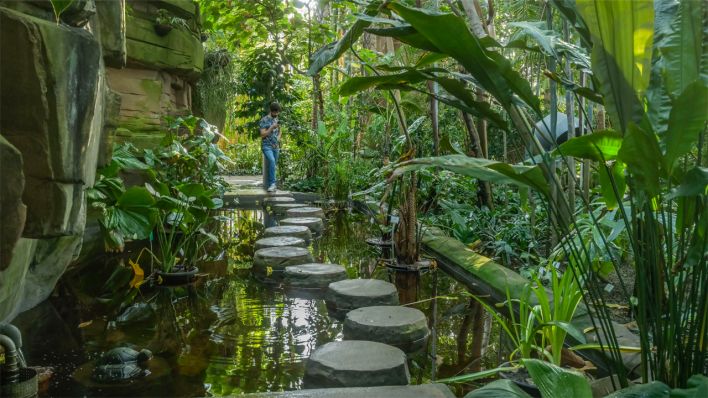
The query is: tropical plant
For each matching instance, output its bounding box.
[144,182,223,273]
[312,0,706,387]
[88,144,157,252]
[143,115,233,196]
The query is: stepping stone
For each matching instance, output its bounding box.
[304,340,410,389]
[286,206,325,219]
[263,196,296,205]
[264,225,312,242]
[344,306,430,353]
[272,203,308,214]
[284,263,348,288]
[253,246,314,275]
[327,279,399,312]
[255,236,307,251]
[280,217,324,233]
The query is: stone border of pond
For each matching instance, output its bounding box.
[239,383,456,397]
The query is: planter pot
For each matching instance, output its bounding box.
[154,23,173,36]
[155,265,198,285]
[499,363,541,397]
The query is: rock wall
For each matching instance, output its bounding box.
[0,0,203,322]
[107,0,203,149]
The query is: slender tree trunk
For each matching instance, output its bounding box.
[476,90,489,158]
[580,72,591,201]
[564,21,576,212]
[546,5,559,248]
[469,300,487,372]
[462,112,494,209]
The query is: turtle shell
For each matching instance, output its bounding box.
[91,363,144,383]
[98,347,151,365]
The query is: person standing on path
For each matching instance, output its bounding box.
[259,102,281,192]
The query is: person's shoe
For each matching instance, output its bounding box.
[267,184,276,192]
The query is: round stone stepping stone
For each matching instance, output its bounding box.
[280,217,324,233]
[263,196,295,205]
[272,203,308,213]
[264,225,312,242]
[253,246,314,274]
[344,306,430,353]
[286,206,325,219]
[254,236,306,251]
[327,279,399,311]
[284,263,348,288]
[304,340,410,388]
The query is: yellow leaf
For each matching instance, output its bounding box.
[128,259,145,289]
[78,320,93,328]
[266,266,273,276]
[604,303,629,310]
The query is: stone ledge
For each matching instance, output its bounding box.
[240,384,455,398]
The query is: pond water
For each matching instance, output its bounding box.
[13,207,498,397]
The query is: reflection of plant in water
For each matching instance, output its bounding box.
[223,211,264,269]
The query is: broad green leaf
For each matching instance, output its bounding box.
[664,80,708,174]
[507,21,591,72]
[523,358,592,398]
[658,0,706,98]
[340,70,508,130]
[540,321,587,344]
[464,379,532,398]
[555,130,623,161]
[117,187,155,208]
[436,366,516,384]
[617,124,663,197]
[308,1,383,76]
[576,0,654,132]
[598,161,627,210]
[392,155,549,196]
[669,167,708,198]
[339,71,427,96]
[388,3,541,114]
[365,25,441,53]
[606,381,670,398]
[671,375,708,398]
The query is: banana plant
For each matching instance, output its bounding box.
[310,0,706,388]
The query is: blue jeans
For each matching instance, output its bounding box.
[262,145,279,187]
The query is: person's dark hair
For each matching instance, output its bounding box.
[269,102,281,112]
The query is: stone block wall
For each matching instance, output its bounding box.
[0,0,203,322]
[106,0,203,149]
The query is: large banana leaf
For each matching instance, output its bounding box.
[656,0,707,98]
[507,21,591,72]
[392,155,549,197]
[307,1,383,76]
[340,71,509,130]
[387,2,541,114]
[554,130,623,161]
[618,124,663,197]
[522,358,592,398]
[365,25,441,53]
[664,80,708,175]
[463,379,531,397]
[605,381,670,398]
[576,0,655,132]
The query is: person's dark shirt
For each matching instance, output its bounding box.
[259,114,279,148]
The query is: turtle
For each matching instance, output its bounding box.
[91,347,152,383]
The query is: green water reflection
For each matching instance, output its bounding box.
[16,210,497,397]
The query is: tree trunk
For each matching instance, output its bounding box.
[462,112,494,209]
[564,21,576,212]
